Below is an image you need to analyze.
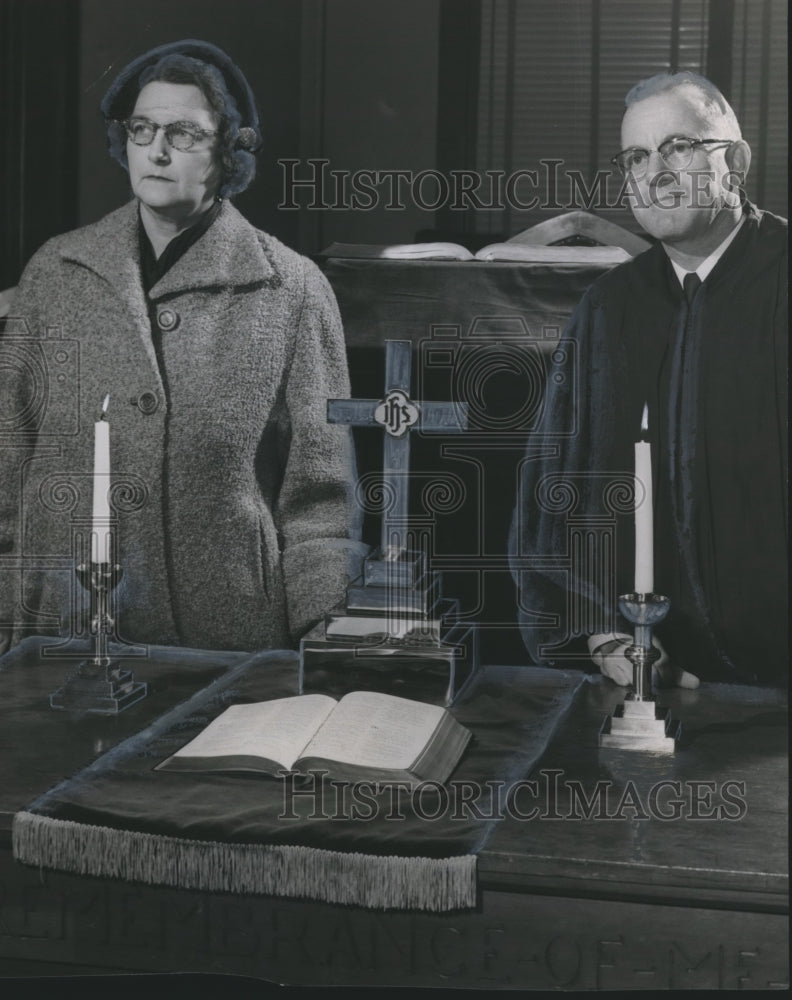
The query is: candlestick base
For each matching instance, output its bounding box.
[598,592,680,753]
[49,561,148,715]
[598,697,681,753]
[49,662,148,714]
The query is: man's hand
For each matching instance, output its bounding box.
[590,634,699,689]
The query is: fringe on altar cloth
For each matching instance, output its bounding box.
[12,811,477,912]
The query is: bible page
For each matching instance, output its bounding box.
[170,695,337,770]
[300,691,445,770]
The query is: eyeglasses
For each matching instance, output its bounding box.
[611,136,734,178]
[120,117,217,151]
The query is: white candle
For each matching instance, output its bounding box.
[634,403,653,595]
[91,395,111,564]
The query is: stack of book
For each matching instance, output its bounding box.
[299,549,478,707]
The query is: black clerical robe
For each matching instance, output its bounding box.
[509,203,787,685]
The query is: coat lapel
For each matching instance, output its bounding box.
[148,200,277,299]
[56,201,163,384]
[51,199,279,385]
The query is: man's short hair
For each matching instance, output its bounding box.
[624,71,742,140]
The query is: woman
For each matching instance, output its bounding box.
[0,40,365,654]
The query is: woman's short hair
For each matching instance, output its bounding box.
[101,40,260,198]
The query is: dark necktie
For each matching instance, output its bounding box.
[683,271,702,305]
[670,266,732,668]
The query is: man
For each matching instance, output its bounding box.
[509,72,787,687]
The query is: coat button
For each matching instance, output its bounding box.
[157,308,179,331]
[133,391,159,414]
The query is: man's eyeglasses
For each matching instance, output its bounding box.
[120,117,217,152]
[611,136,734,178]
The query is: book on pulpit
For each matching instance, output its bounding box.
[321,240,630,264]
[155,691,472,785]
[321,240,475,260]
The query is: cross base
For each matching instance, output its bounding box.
[363,549,426,587]
[299,546,478,706]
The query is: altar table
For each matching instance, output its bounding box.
[0,641,786,990]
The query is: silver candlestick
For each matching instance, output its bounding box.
[598,593,680,753]
[50,558,147,714]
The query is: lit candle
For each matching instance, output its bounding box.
[634,403,653,595]
[91,395,111,565]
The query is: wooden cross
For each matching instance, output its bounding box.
[328,340,467,558]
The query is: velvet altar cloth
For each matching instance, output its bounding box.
[12,648,585,912]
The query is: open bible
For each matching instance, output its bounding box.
[155,691,472,785]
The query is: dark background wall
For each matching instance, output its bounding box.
[299,0,441,253]
[0,0,80,288]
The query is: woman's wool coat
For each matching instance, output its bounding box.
[0,199,365,651]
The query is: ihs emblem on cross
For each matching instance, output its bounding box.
[373,389,419,438]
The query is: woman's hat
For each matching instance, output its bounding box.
[100,39,260,151]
